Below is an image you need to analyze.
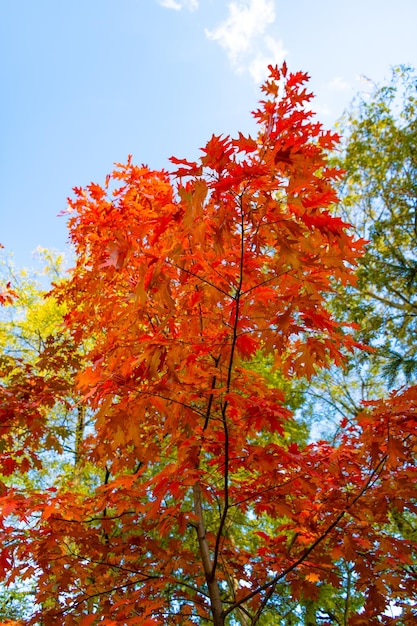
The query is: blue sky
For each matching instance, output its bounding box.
[1,0,417,269]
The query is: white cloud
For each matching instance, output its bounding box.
[159,0,198,10]
[205,0,286,83]
[248,34,287,83]
[206,0,274,64]
[329,76,350,91]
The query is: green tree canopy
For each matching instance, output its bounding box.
[335,65,417,386]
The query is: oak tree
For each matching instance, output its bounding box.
[0,65,416,625]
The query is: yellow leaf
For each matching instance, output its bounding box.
[305,572,320,583]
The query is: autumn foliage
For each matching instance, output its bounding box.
[0,65,416,624]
